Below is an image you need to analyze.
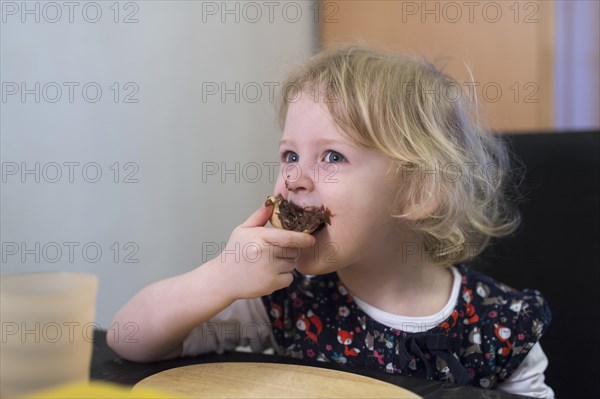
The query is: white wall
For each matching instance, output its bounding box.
[1,1,315,326]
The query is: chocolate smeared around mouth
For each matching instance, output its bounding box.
[265,194,332,234]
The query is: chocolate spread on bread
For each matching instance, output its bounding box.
[266,194,332,233]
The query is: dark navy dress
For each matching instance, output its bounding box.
[261,264,551,389]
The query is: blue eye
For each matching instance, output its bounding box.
[323,150,346,163]
[282,151,299,163]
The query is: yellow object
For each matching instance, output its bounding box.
[26,381,182,398]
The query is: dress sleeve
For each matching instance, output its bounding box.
[181,298,273,357]
[500,288,552,379]
[497,342,555,398]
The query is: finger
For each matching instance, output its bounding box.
[270,247,304,263]
[277,256,301,264]
[272,272,294,290]
[241,201,274,228]
[272,262,296,273]
[262,229,316,248]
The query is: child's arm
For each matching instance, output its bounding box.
[107,203,315,362]
[496,342,554,398]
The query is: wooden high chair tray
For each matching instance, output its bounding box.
[133,362,422,398]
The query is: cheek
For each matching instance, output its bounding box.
[331,193,393,232]
[321,186,376,226]
[324,195,402,256]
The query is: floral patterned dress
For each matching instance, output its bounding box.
[261,264,551,389]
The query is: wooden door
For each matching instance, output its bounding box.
[318,0,555,132]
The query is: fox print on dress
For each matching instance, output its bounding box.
[337,328,361,357]
[296,310,322,345]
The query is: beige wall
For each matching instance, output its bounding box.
[319,0,555,132]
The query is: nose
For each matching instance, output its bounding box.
[282,162,315,193]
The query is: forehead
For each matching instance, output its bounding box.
[281,95,349,143]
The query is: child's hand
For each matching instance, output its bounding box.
[215,202,316,300]
[108,202,314,363]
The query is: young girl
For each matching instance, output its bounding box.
[109,46,553,398]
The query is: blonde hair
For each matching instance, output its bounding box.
[278,45,520,266]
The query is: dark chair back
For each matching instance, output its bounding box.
[470,131,600,399]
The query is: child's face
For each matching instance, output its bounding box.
[274,95,411,275]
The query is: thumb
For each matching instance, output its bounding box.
[241,201,274,228]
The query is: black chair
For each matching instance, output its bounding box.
[469,131,600,399]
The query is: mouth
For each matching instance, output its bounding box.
[266,194,332,234]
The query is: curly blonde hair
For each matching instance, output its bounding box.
[278,45,520,266]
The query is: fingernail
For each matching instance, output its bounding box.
[264,197,274,207]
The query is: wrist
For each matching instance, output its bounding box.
[197,257,239,304]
